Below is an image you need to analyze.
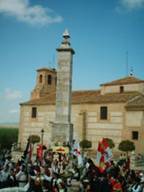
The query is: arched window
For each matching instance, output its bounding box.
[48,75,52,85]
[39,74,43,83]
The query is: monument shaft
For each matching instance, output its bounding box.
[52,30,75,144]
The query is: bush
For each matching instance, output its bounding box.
[80,139,92,149]
[0,128,18,149]
[29,135,40,144]
[118,140,135,155]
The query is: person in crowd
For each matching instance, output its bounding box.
[1,143,144,192]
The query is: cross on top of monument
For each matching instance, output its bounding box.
[59,29,71,48]
[63,29,70,39]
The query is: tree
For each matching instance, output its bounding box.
[80,139,92,149]
[29,135,40,144]
[104,138,115,149]
[118,140,135,156]
[0,128,18,150]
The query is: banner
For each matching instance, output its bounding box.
[52,146,69,154]
[96,138,112,171]
[72,141,83,166]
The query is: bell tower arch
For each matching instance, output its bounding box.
[31,68,57,99]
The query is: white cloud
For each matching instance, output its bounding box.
[9,109,19,114]
[5,88,22,100]
[0,0,63,25]
[119,0,144,10]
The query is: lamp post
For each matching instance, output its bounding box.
[41,129,44,146]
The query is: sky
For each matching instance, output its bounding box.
[0,0,144,123]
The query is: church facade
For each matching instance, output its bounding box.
[18,33,144,154]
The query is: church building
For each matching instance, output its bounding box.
[18,32,144,154]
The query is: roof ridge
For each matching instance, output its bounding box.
[100,76,144,86]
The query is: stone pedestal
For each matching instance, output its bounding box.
[51,122,73,144]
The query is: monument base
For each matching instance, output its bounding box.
[51,122,73,145]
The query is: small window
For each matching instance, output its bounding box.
[120,86,124,93]
[48,75,52,85]
[39,74,43,83]
[31,107,37,118]
[132,131,139,140]
[100,106,108,120]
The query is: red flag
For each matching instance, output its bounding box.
[102,138,109,149]
[97,141,104,153]
[96,138,112,170]
[37,144,43,161]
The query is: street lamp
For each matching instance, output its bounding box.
[41,129,44,146]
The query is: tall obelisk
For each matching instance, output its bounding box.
[52,30,75,144]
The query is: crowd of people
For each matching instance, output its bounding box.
[0,143,144,192]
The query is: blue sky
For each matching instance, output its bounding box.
[0,0,144,123]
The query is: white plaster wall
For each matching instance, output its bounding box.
[19,105,55,149]
[87,123,123,129]
[126,111,143,127]
[101,83,143,95]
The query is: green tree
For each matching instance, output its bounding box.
[118,140,135,156]
[80,139,92,149]
[0,128,18,149]
[29,135,40,144]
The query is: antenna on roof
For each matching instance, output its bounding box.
[126,51,129,76]
[130,66,134,76]
[48,60,52,68]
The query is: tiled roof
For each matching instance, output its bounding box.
[125,94,144,110]
[100,76,144,86]
[21,90,140,106]
[37,67,56,73]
